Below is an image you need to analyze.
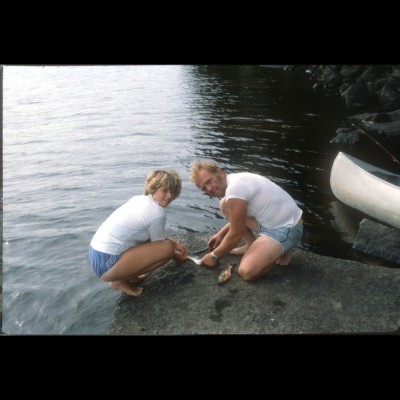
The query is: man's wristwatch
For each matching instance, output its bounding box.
[211,252,219,263]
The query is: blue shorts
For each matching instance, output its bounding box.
[88,247,120,278]
[258,223,303,254]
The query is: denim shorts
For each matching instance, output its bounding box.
[258,223,303,254]
[88,247,120,278]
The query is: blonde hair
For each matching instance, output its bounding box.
[144,170,182,198]
[189,160,220,183]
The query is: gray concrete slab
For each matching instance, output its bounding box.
[109,232,400,335]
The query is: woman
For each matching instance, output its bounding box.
[89,170,188,296]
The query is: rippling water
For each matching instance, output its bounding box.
[3,65,393,334]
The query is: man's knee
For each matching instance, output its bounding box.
[237,265,254,281]
[238,261,274,282]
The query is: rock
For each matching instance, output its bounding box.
[353,219,400,264]
[309,65,400,112]
[349,109,400,144]
[108,232,400,335]
[330,132,360,145]
[342,81,370,110]
[363,113,392,123]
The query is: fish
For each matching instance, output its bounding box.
[217,264,234,286]
[186,255,202,265]
[186,246,210,265]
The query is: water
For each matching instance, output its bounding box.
[3,65,397,335]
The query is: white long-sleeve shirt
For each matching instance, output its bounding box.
[90,194,166,255]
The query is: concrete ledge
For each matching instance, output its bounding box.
[108,232,400,335]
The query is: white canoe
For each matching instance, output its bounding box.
[330,151,400,230]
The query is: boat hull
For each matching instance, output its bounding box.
[330,152,400,230]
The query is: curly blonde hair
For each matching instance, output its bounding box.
[189,160,220,183]
[144,170,182,198]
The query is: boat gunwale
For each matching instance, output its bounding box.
[330,151,400,230]
[331,152,400,190]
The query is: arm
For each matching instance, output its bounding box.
[167,238,189,254]
[208,222,230,249]
[167,238,190,263]
[201,198,247,266]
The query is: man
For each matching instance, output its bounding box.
[189,161,303,281]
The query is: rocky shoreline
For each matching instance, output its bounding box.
[307,65,400,149]
[306,65,400,266]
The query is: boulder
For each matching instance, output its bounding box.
[353,218,400,264]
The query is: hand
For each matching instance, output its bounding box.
[173,242,189,263]
[174,251,188,263]
[200,253,218,268]
[175,243,189,255]
[208,234,222,249]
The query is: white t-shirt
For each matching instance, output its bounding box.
[90,194,166,255]
[225,173,302,229]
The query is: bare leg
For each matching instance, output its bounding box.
[230,246,248,256]
[220,198,260,256]
[237,235,283,281]
[109,281,144,297]
[230,227,257,255]
[100,240,175,295]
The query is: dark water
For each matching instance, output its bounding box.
[184,65,400,261]
[3,65,399,334]
[183,65,352,257]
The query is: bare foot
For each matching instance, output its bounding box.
[275,251,292,266]
[230,245,248,256]
[109,281,144,297]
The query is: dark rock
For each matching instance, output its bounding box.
[372,77,388,94]
[321,66,342,89]
[349,109,400,143]
[388,69,400,90]
[379,83,400,110]
[307,65,400,113]
[363,113,392,123]
[330,131,360,145]
[360,65,384,82]
[340,65,365,81]
[353,219,400,264]
[342,81,370,110]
